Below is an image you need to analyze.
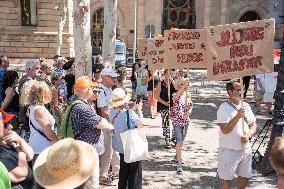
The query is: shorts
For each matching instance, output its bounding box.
[254,90,264,100]
[173,125,188,142]
[217,148,252,180]
[263,92,274,103]
[131,81,137,90]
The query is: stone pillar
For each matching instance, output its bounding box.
[220,0,228,24]
[204,0,211,27]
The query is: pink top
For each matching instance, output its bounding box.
[171,92,193,127]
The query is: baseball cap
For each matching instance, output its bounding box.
[100,68,119,77]
[74,76,94,91]
[0,109,15,124]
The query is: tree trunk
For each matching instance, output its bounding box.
[56,0,69,55]
[102,0,117,68]
[73,0,92,78]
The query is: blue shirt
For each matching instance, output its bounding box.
[110,108,140,154]
[71,99,104,155]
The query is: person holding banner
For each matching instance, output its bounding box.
[171,78,192,173]
[146,70,159,119]
[156,69,178,149]
[217,80,257,189]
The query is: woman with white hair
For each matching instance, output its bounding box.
[110,88,144,189]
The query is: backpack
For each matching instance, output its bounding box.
[59,99,83,138]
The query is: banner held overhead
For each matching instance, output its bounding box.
[137,38,148,60]
[164,29,207,69]
[147,37,165,70]
[206,19,275,81]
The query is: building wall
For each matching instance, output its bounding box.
[0,0,74,64]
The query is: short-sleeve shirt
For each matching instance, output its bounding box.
[0,161,11,189]
[217,101,256,150]
[255,74,265,91]
[171,92,193,127]
[110,108,140,154]
[71,99,104,155]
[0,145,34,188]
[97,83,112,109]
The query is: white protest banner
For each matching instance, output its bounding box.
[147,37,165,70]
[164,29,207,69]
[206,19,275,81]
[138,38,148,60]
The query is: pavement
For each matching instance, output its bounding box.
[100,69,278,189]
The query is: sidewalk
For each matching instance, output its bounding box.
[102,70,277,189]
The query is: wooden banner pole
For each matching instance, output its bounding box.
[240,77,245,134]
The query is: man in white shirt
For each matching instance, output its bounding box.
[217,80,257,189]
[97,68,120,185]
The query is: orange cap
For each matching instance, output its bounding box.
[74,76,94,91]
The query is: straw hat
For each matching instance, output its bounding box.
[111,88,131,108]
[33,138,98,189]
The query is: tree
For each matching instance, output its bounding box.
[73,0,92,78]
[55,0,69,55]
[102,0,117,68]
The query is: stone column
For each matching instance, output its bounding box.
[204,0,211,27]
[220,0,228,24]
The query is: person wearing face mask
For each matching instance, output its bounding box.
[216,80,257,189]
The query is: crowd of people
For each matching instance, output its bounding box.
[0,54,282,189]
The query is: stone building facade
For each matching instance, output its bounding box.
[0,0,283,64]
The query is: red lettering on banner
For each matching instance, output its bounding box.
[148,51,157,55]
[168,31,200,41]
[169,43,195,50]
[142,52,147,56]
[213,56,263,75]
[155,40,164,47]
[152,57,164,64]
[177,53,203,63]
[216,27,264,47]
[230,45,254,58]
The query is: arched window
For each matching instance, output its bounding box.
[21,0,37,26]
[162,0,196,32]
[239,11,260,22]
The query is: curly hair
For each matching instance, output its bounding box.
[3,70,18,91]
[27,81,52,105]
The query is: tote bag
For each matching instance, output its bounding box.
[120,110,148,163]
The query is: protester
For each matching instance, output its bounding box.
[92,62,104,83]
[136,61,148,100]
[53,56,68,100]
[110,88,144,189]
[38,58,52,86]
[156,69,178,149]
[63,58,75,101]
[0,55,9,102]
[18,59,41,141]
[242,76,251,98]
[95,54,104,65]
[0,109,34,188]
[217,80,257,189]
[146,70,159,119]
[50,71,64,126]
[2,70,19,114]
[33,138,99,189]
[60,76,113,188]
[270,137,284,189]
[171,78,192,173]
[255,73,276,115]
[97,68,120,185]
[0,110,13,189]
[26,81,59,161]
[131,62,139,100]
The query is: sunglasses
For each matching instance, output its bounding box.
[93,90,100,94]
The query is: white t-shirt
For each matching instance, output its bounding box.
[97,83,112,109]
[264,72,277,93]
[217,101,256,150]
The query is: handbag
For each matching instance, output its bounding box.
[120,110,148,163]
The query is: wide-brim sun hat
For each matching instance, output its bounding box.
[33,138,98,189]
[111,88,131,108]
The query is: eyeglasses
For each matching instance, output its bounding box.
[93,90,100,94]
[233,89,241,92]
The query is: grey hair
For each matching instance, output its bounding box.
[25,59,40,71]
